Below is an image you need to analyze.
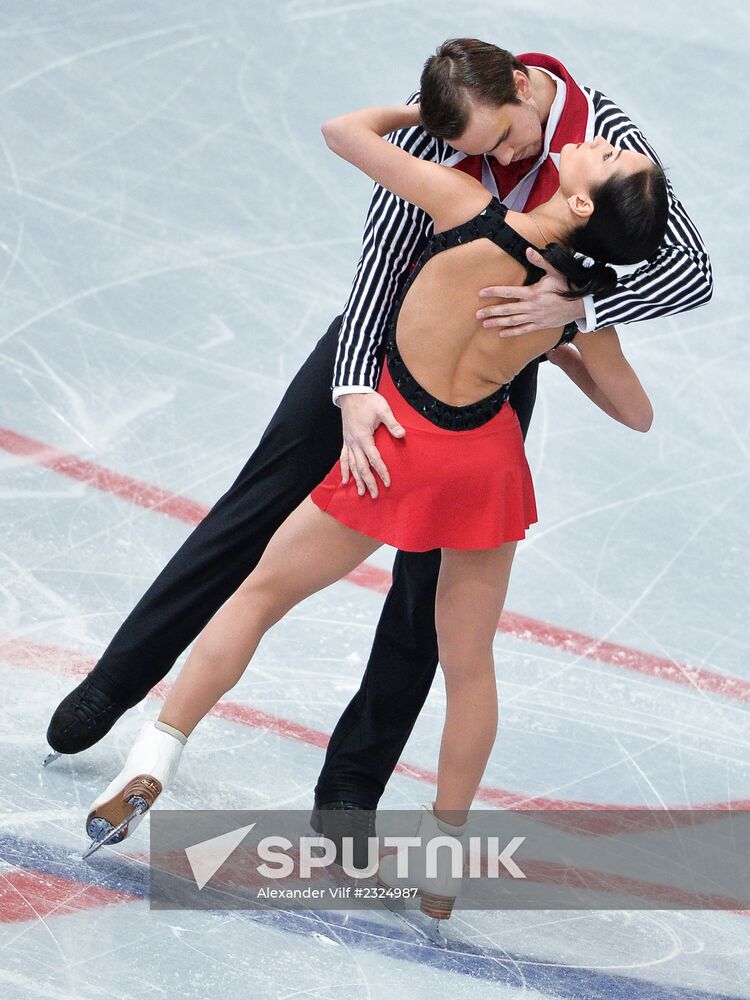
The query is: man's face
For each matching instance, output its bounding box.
[449,97,544,167]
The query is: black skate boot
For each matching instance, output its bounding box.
[44,674,136,764]
[309,800,377,870]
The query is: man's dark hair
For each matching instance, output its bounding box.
[419,38,529,140]
[543,166,670,297]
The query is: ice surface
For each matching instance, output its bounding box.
[1,1,748,998]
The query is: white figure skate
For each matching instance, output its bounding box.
[377,803,467,947]
[83,720,186,859]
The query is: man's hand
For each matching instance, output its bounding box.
[338,392,405,499]
[476,247,585,336]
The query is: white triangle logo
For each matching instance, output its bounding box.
[185,823,256,890]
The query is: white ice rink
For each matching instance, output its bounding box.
[1,1,748,998]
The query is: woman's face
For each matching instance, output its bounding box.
[559,137,655,203]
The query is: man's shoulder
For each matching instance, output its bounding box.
[582,86,640,137]
[581,84,663,169]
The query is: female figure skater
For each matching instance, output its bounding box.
[83,99,666,916]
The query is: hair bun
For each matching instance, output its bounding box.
[540,244,617,299]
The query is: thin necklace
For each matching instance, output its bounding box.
[527,213,552,247]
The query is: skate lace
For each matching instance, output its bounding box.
[72,681,119,725]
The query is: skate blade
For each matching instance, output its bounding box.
[82,802,147,859]
[378,890,448,948]
[387,902,448,948]
[42,750,62,768]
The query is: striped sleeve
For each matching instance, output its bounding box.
[332,93,449,395]
[586,89,713,328]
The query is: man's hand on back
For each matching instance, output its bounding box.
[338,392,405,499]
[476,247,586,335]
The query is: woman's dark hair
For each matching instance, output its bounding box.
[541,165,670,297]
[420,38,528,140]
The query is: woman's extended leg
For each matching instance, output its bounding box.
[158,497,382,736]
[433,542,517,823]
[83,497,382,855]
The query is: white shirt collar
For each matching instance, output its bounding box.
[496,68,565,209]
[530,66,565,168]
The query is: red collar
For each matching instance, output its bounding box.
[517,52,589,154]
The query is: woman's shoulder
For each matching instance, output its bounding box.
[430,181,499,235]
[432,195,510,238]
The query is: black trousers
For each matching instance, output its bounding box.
[92,316,538,809]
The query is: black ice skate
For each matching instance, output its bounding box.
[43,674,136,765]
[309,800,377,869]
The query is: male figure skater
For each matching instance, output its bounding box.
[47,41,712,835]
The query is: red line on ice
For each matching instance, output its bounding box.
[0,427,206,523]
[0,869,137,923]
[2,426,747,705]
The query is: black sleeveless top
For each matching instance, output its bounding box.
[384,196,568,431]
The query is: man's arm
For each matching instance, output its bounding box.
[583,89,713,329]
[330,92,453,500]
[332,92,450,404]
[478,88,713,335]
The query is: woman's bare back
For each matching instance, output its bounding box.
[396,213,565,407]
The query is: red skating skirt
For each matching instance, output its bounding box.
[310,359,537,551]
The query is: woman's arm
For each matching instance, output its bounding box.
[321,105,490,231]
[546,327,653,432]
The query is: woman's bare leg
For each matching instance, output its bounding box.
[158,497,382,735]
[433,542,517,824]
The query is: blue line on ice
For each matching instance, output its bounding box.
[2,833,740,1000]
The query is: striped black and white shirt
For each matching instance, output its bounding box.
[331,87,713,402]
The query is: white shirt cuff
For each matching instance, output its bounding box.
[576,294,597,333]
[332,384,377,408]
